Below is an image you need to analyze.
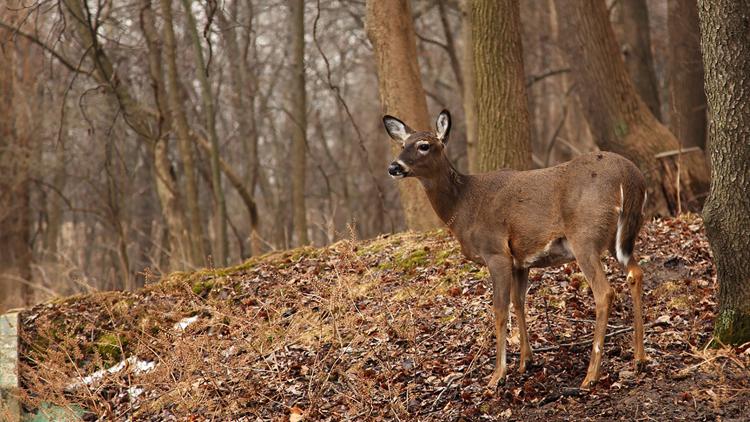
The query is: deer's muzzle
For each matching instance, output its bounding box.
[388,161,409,178]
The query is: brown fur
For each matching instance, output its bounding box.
[383,111,647,389]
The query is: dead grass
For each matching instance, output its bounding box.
[13,218,750,420]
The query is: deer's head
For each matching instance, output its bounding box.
[382,110,451,179]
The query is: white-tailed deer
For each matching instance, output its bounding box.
[382,110,647,389]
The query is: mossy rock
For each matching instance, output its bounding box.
[191,279,215,296]
[96,333,126,362]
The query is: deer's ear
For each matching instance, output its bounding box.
[436,109,451,143]
[383,115,412,144]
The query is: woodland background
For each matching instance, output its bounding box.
[0,0,742,323]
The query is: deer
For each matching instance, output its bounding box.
[381,110,647,390]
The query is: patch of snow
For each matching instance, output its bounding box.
[174,315,199,331]
[68,356,156,390]
[127,386,144,398]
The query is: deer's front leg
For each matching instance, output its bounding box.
[485,254,513,389]
[511,267,532,373]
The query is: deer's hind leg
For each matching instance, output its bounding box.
[625,261,647,369]
[570,241,614,389]
[511,267,532,373]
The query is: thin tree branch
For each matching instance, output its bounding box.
[0,20,87,74]
[526,67,571,88]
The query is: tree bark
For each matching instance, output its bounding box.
[218,5,262,256]
[460,0,478,173]
[181,0,229,265]
[140,0,192,270]
[555,0,710,216]
[365,0,442,231]
[289,0,310,245]
[668,0,707,149]
[160,0,207,266]
[470,0,532,172]
[616,0,662,120]
[0,5,34,310]
[698,0,750,345]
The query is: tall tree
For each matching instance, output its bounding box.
[469,0,532,172]
[0,8,33,309]
[668,0,707,149]
[555,0,710,216]
[141,0,189,271]
[182,0,229,265]
[616,0,662,120]
[366,0,441,231]
[698,0,750,345]
[218,3,263,256]
[460,0,478,173]
[289,0,309,245]
[161,0,207,266]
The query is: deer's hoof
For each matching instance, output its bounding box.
[635,358,649,373]
[487,369,507,390]
[519,356,534,374]
[580,375,598,390]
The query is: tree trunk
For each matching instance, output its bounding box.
[555,0,709,216]
[668,0,707,150]
[161,0,206,266]
[152,137,192,269]
[365,0,442,231]
[181,0,229,265]
[460,0,478,173]
[289,0,310,245]
[616,0,662,121]
[470,0,532,172]
[219,5,262,257]
[698,0,750,345]
[139,0,192,270]
[0,7,34,310]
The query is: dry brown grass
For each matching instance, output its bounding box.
[13,218,750,420]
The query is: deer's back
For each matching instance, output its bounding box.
[463,152,644,262]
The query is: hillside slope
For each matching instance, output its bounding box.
[13,216,750,420]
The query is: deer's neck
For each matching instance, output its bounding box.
[418,158,468,227]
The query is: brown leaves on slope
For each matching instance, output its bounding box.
[16,215,750,421]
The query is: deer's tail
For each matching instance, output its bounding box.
[615,183,646,268]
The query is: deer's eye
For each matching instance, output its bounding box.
[418,143,430,152]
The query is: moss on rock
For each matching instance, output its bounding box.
[96,332,126,362]
[713,309,750,345]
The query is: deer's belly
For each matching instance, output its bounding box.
[519,237,576,269]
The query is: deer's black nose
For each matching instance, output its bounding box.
[388,162,404,177]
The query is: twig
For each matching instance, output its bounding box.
[542,296,559,343]
[534,319,667,353]
[0,20,86,74]
[526,68,571,88]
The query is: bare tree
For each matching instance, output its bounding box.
[366,0,441,231]
[218,3,262,256]
[181,0,229,264]
[0,6,34,309]
[289,0,310,245]
[161,0,207,266]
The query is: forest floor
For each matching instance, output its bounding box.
[10,215,750,421]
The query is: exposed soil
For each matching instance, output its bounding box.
[11,215,750,421]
